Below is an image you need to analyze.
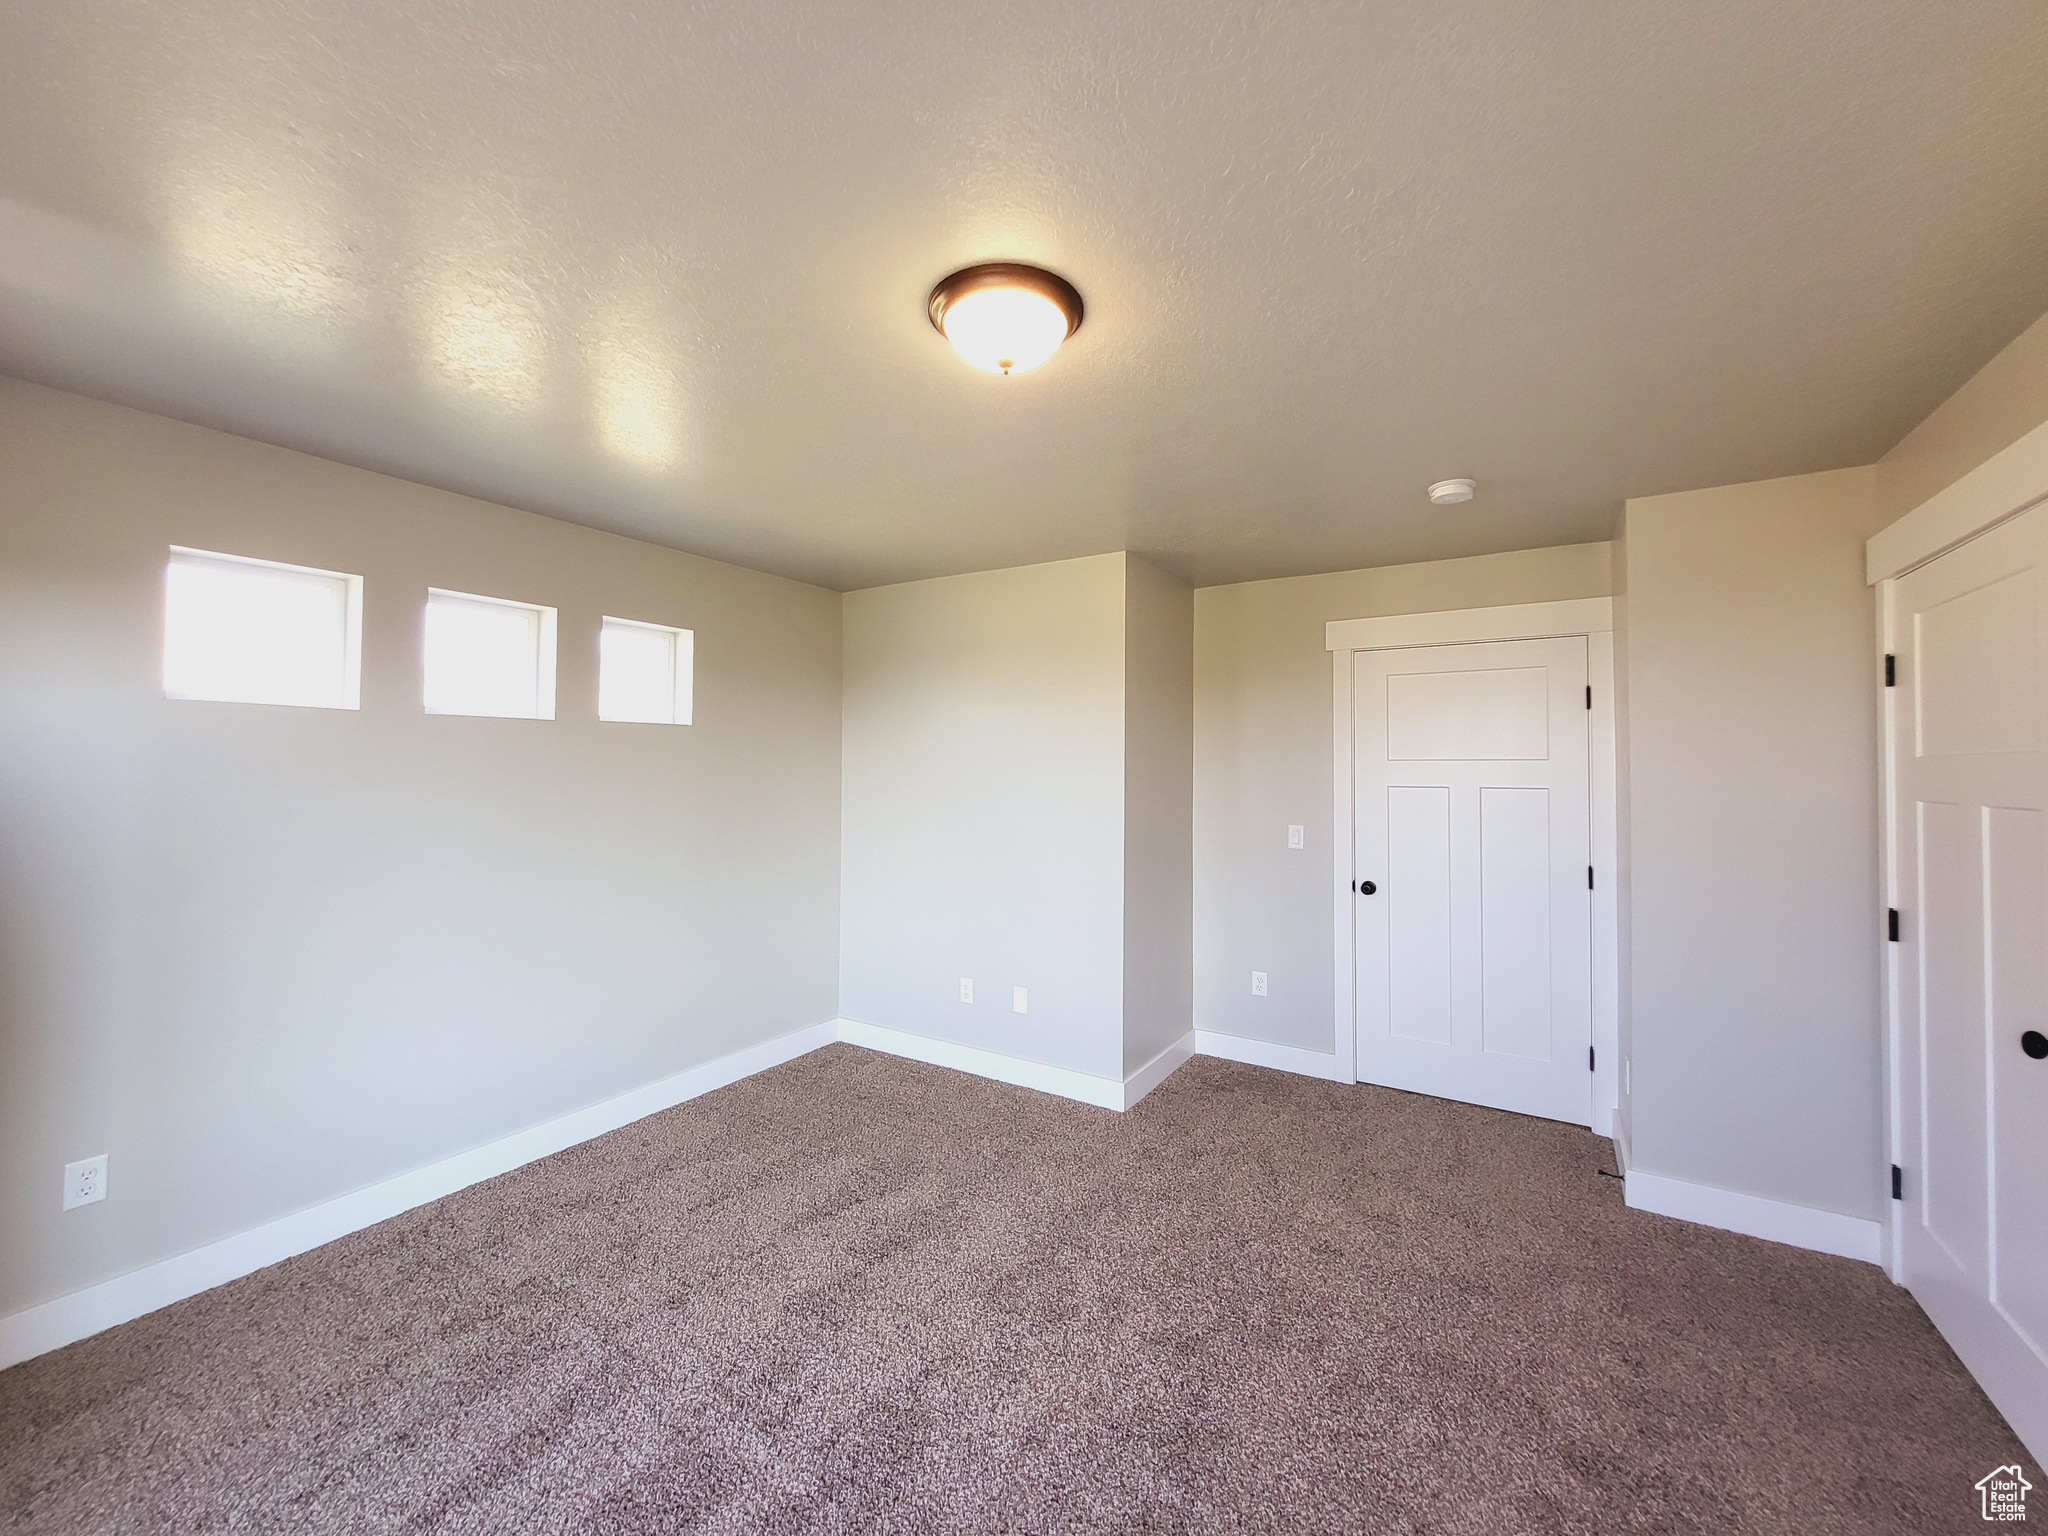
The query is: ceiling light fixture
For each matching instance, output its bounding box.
[928,263,1084,375]
[1428,478,1477,505]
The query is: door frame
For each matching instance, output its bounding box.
[1868,417,2048,1284]
[1327,598,1620,1135]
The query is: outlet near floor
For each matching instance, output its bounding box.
[63,1154,108,1211]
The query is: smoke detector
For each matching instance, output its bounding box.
[1428,479,1476,505]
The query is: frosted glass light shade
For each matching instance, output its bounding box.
[928,264,1084,376]
[940,287,1071,374]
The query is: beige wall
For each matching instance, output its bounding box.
[1610,302,2048,1213]
[839,553,1195,1083]
[1615,466,1886,1218]
[840,555,1132,1080]
[1876,307,2048,523]
[1192,543,1614,1052]
[0,378,842,1317]
[1122,557,1194,1074]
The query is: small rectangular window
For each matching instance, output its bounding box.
[424,589,557,719]
[164,547,362,709]
[599,616,693,725]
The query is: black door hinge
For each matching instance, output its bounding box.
[1585,685,1593,709]
[1884,654,1896,687]
[1588,866,1595,890]
[1891,1164,1903,1201]
[1888,908,1900,942]
[1588,1045,1596,1072]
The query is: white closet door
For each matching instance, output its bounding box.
[1892,502,2048,1459]
[1353,636,1593,1125]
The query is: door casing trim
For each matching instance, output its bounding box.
[1867,416,2048,584]
[1328,598,1619,1135]
[1870,430,2048,1288]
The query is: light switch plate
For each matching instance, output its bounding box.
[1287,825,1304,849]
[1013,986,1028,1014]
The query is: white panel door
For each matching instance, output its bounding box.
[1892,502,2048,1458]
[1353,636,1593,1125]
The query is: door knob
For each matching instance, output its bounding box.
[1357,880,1377,895]
[2024,1030,2048,1060]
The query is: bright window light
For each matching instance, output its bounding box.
[424,589,556,719]
[163,547,361,709]
[599,616,694,725]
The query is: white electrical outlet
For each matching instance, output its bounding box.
[1251,971,1268,997]
[959,978,974,1003]
[63,1154,108,1211]
[1013,986,1028,1014]
[1287,825,1304,849]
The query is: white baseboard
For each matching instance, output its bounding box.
[836,1018,1122,1108]
[1624,1168,1882,1264]
[5,1010,1887,1376]
[0,1016,1211,1372]
[0,1021,839,1371]
[1193,1030,1351,1082]
[834,1019,1195,1112]
[1122,1032,1196,1108]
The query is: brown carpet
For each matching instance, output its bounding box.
[0,1047,2032,1534]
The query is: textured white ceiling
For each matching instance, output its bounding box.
[3,1,2047,589]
